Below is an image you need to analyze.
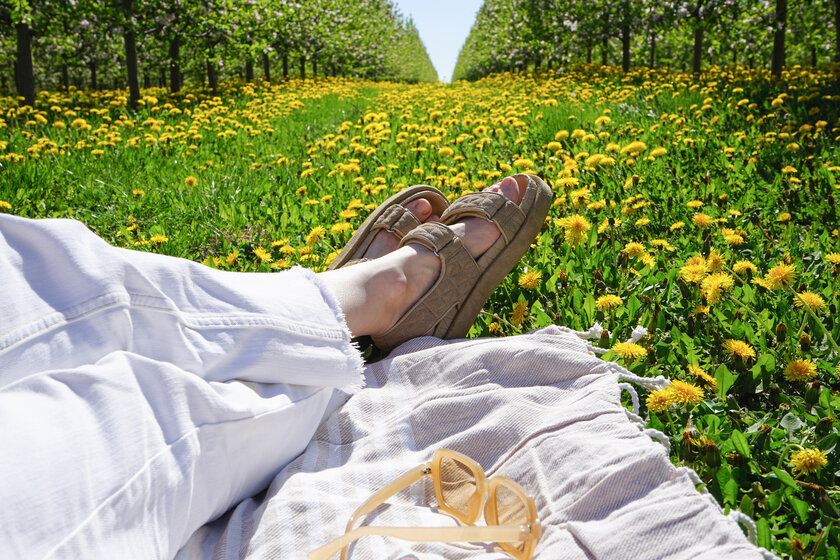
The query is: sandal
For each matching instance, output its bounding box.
[327,185,449,270]
[372,174,553,354]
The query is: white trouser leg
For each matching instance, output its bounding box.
[0,214,363,559]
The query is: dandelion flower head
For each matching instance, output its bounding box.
[518,270,543,290]
[612,342,648,360]
[789,448,828,475]
[783,359,818,382]
[723,339,756,362]
[668,380,704,406]
[794,292,826,312]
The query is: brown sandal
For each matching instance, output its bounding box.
[372,174,553,354]
[327,185,449,270]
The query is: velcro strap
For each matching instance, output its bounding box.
[371,204,422,238]
[398,221,456,253]
[441,192,525,244]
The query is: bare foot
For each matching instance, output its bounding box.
[374,175,528,336]
[320,175,530,340]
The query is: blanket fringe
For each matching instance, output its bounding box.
[567,324,781,560]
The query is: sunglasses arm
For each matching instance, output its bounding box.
[308,524,533,560]
[342,463,431,535]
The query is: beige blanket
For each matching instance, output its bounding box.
[176,326,771,560]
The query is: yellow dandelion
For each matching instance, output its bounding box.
[149,234,168,244]
[646,388,672,412]
[762,263,797,290]
[825,252,840,265]
[339,209,358,219]
[725,233,744,246]
[225,251,239,266]
[723,339,756,362]
[783,359,818,382]
[688,364,718,392]
[692,213,713,229]
[511,300,529,326]
[781,165,798,174]
[184,175,198,187]
[706,249,725,272]
[612,342,648,360]
[513,158,535,169]
[518,270,542,290]
[132,189,146,197]
[701,273,734,305]
[622,242,646,258]
[680,263,708,283]
[253,247,273,262]
[596,294,623,311]
[650,147,667,157]
[687,200,704,209]
[0,200,12,210]
[789,448,828,475]
[670,221,685,231]
[733,260,757,275]
[777,212,791,222]
[668,380,704,406]
[306,226,327,246]
[561,214,591,247]
[794,292,826,312]
[331,222,353,234]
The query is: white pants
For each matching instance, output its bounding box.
[0,214,364,559]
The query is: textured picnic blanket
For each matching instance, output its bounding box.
[176,326,772,560]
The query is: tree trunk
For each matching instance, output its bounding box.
[207,60,218,95]
[15,23,35,106]
[835,0,840,62]
[601,14,610,65]
[282,53,289,78]
[122,0,141,109]
[262,52,270,80]
[648,31,656,68]
[300,54,306,78]
[621,24,630,72]
[771,0,787,76]
[89,60,98,90]
[246,58,254,81]
[61,64,69,89]
[692,26,704,73]
[169,36,181,93]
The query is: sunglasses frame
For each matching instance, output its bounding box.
[308,449,541,560]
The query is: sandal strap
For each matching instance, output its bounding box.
[388,222,481,336]
[370,204,423,239]
[440,191,526,244]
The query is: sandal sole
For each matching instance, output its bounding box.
[443,175,553,339]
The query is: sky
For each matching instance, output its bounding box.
[391,0,484,83]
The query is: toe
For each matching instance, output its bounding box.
[404,197,433,223]
[500,176,526,205]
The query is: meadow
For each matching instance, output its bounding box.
[1,64,839,558]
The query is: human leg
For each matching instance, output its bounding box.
[0,214,365,558]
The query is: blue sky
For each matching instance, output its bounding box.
[392,0,484,82]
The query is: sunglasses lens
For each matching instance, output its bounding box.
[494,484,531,553]
[439,456,477,518]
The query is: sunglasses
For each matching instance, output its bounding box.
[308,449,542,560]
